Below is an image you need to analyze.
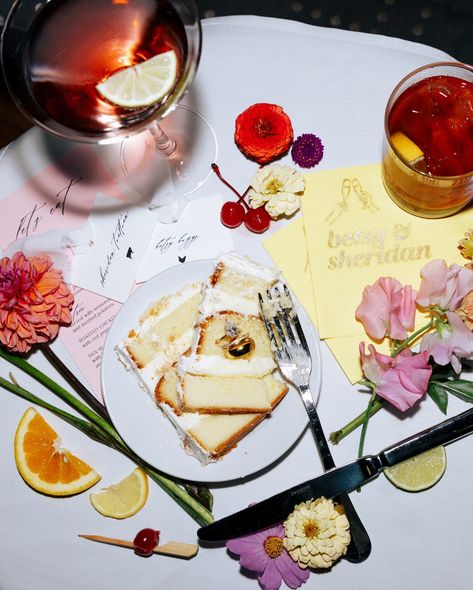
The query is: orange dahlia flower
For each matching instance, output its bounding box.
[0,252,74,353]
[234,103,293,164]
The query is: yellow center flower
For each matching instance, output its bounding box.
[303,520,319,539]
[266,179,284,194]
[283,497,350,569]
[263,536,284,558]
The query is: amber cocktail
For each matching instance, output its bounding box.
[382,62,473,218]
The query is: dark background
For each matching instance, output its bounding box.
[0,0,472,147]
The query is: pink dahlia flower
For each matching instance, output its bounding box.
[359,343,432,412]
[416,259,473,311]
[0,252,74,353]
[226,523,309,590]
[355,277,417,341]
[420,312,473,373]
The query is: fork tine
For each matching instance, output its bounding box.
[258,292,282,357]
[282,284,310,354]
[265,290,289,349]
[272,286,298,347]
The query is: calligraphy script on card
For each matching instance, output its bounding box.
[0,144,126,252]
[155,232,198,257]
[135,195,235,283]
[70,193,156,302]
[99,211,130,288]
[15,178,82,241]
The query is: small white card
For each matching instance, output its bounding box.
[136,193,234,282]
[71,193,156,302]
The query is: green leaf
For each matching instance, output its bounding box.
[430,379,473,404]
[427,381,449,414]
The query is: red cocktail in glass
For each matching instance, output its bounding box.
[382,62,473,218]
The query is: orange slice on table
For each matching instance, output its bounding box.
[14,407,101,496]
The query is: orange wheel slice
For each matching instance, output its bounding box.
[14,407,101,496]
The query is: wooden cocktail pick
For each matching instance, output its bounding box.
[78,534,199,559]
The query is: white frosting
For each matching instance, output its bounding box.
[200,288,260,316]
[158,402,212,465]
[139,282,201,323]
[180,354,275,377]
[215,251,280,283]
[116,329,193,394]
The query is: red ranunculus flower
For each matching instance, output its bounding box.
[0,251,74,353]
[234,103,293,164]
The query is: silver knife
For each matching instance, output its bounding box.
[198,407,473,542]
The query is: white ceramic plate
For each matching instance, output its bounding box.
[101,259,322,483]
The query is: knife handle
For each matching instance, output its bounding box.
[379,406,473,468]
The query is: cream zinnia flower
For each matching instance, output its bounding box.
[283,497,350,569]
[248,164,305,219]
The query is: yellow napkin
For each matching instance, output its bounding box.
[264,162,473,383]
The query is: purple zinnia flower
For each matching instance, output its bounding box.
[226,523,310,590]
[291,133,324,168]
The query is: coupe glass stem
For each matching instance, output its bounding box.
[149,122,177,157]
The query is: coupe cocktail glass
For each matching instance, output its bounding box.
[1,0,215,216]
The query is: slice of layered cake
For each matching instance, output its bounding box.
[156,367,286,464]
[116,282,202,397]
[178,252,285,415]
[117,252,289,464]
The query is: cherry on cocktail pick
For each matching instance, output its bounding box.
[78,533,198,559]
[133,528,160,556]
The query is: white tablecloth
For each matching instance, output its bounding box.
[1,16,471,590]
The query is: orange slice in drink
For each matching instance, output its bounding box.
[96,50,178,108]
[14,407,101,496]
[390,131,424,164]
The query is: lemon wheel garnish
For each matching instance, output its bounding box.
[390,131,424,163]
[96,50,178,108]
[89,467,149,519]
[384,446,446,492]
[14,407,101,496]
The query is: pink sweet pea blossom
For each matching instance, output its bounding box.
[420,311,473,373]
[226,524,309,590]
[416,259,473,311]
[359,343,432,412]
[355,277,417,341]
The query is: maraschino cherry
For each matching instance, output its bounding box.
[133,528,160,557]
[220,201,245,228]
[212,163,271,233]
[244,206,271,233]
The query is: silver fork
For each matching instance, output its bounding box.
[258,285,371,564]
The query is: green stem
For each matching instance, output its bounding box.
[391,318,435,356]
[357,392,377,458]
[0,347,123,446]
[330,397,384,444]
[0,375,113,447]
[1,374,214,525]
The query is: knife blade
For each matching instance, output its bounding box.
[198,406,473,542]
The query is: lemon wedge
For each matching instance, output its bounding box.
[89,467,149,518]
[384,446,446,492]
[390,131,424,163]
[96,50,178,108]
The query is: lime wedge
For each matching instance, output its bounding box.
[390,131,424,164]
[384,446,446,492]
[96,50,178,108]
